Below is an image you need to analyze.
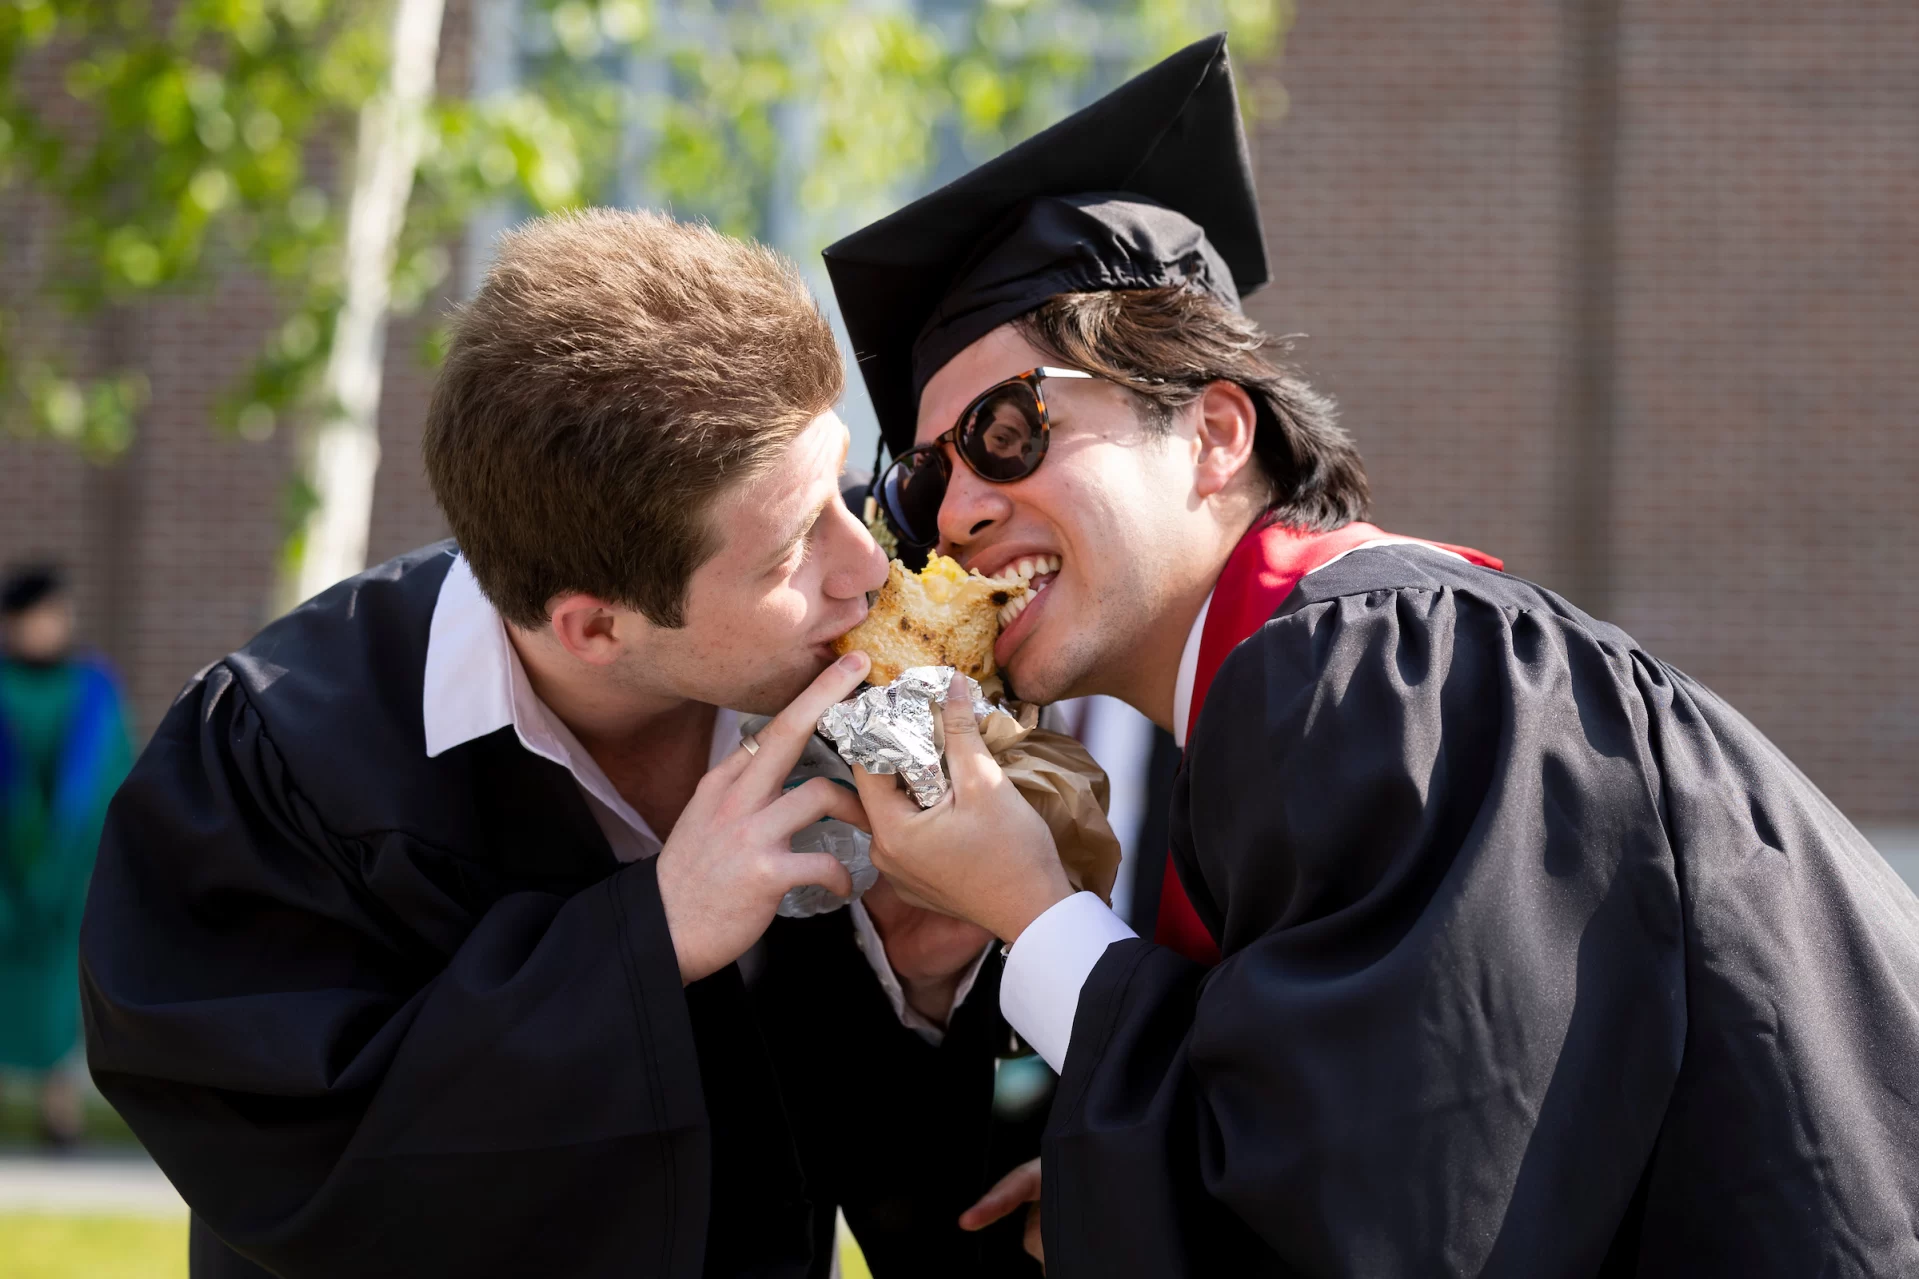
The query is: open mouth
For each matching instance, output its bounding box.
[987,554,1061,630]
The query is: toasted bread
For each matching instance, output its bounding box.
[832,556,1026,685]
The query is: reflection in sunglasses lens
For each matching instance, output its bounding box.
[881,376,1051,549]
[962,384,1043,481]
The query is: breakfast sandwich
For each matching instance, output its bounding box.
[833,555,1029,686]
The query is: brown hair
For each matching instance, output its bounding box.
[1014,286,1370,532]
[423,208,843,628]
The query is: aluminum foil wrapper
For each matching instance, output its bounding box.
[816,665,1014,807]
[779,819,876,919]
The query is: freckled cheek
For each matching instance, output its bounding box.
[752,586,815,639]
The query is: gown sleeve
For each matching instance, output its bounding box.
[80,663,710,1278]
[1041,583,1691,1277]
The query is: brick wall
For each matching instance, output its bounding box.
[1247,0,1918,823]
[1608,1,1918,822]
[0,289,455,740]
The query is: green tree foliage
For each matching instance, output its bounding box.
[0,0,1293,460]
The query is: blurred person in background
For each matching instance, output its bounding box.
[0,563,132,1147]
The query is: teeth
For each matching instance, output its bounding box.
[987,554,1061,588]
[986,554,1063,628]
[994,554,1063,627]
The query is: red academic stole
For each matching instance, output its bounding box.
[1152,520,1505,965]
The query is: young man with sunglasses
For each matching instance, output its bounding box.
[81,210,1036,1278]
[827,35,1919,1278]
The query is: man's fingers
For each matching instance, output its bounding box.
[958,1158,1042,1231]
[774,850,854,900]
[849,764,922,829]
[938,670,1000,791]
[758,777,869,837]
[940,670,979,737]
[702,738,757,788]
[744,651,870,789]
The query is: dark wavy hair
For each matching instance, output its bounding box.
[1014,286,1370,531]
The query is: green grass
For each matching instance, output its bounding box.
[836,1210,875,1279]
[0,1213,861,1279]
[0,1207,869,1277]
[0,1211,863,1279]
[0,1214,187,1279]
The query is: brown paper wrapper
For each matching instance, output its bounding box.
[979,704,1123,904]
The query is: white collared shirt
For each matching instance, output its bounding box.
[1170,590,1214,751]
[998,593,1217,1074]
[1000,541,1471,1073]
[423,551,981,1043]
[423,552,739,862]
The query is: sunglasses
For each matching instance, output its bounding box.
[875,367,1096,550]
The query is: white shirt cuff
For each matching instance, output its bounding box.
[848,899,993,1045]
[1000,892,1138,1073]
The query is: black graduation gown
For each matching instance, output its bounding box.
[81,543,1039,1279]
[1042,544,1919,1277]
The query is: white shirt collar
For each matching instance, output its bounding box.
[422,551,515,757]
[1170,590,1213,750]
[1304,535,1467,578]
[423,552,737,860]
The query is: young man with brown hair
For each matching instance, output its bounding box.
[82,210,1026,1278]
[831,37,1919,1278]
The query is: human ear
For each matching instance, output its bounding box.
[546,593,627,666]
[1191,380,1259,501]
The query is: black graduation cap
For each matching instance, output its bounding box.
[824,33,1268,459]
